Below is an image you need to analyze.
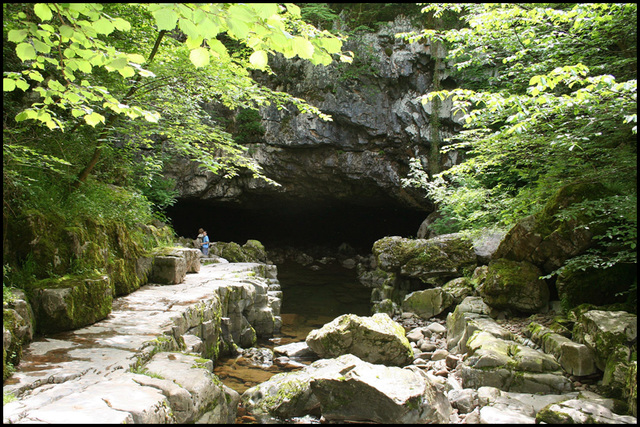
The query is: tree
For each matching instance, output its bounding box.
[3,3,351,189]
[401,3,637,277]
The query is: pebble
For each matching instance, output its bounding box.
[420,342,437,352]
[431,349,449,361]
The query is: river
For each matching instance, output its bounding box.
[213,261,371,394]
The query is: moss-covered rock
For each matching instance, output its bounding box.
[3,290,36,381]
[478,259,549,313]
[306,313,413,366]
[372,234,476,285]
[242,240,268,263]
[494,182,618,275]
[572,310,637,399]
[29,274,113,334]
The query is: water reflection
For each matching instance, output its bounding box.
[214,261,371,394]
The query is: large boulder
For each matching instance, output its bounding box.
[536,397,637,424]
[494,183,600,273]
[209,240,268,263]
[310,355,451,424]
[241,354,451,423]
[373,234,476,285]
[305,313,413,366]
[29,274,113,334]
[478,259,549,313]
[446,297,512,354]
[402,288,453,319]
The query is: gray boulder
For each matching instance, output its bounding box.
[305,313,413,366]
[149,247,200,285]
[310,355,451,423]
[460,331,572,394]
[241,354,451,424]
[402,288,453,319]
[142,352,239,423]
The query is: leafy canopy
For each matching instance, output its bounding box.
[400,3,637,276]
[3,3,350,131]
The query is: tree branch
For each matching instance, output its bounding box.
[72,30,167,189]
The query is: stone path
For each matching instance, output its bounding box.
[3,262,279,423]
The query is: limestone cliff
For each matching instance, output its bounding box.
[164,17,463,212]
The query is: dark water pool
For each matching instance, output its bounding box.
[213,261,371,394]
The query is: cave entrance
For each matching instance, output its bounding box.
[165,197,428,253]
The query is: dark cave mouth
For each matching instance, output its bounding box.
[165,197,428,253]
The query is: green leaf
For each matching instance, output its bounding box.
[153,8,178,31]
[94,18,115,35]
[112,18,131,32]
[33,3,52,21]
[249,50,269,70]
[107,57,128,70]
[179,18,199,39]
[3,78,16,92]
[319,37,342,54]
[28,70,44,82]
[207,39,229,59]
[84,111,105,127]
[76,59,92,73]
[293,38,314,59]
[286,3,301,17]
[60,25,75,39]
[33,38,51,54]
[185,35,204,50]
[15,79,30,91]
[118,66,135,78]
[189,47,210,68]
[8,29,28,43]
[252,3,278,20]
[16,43,37,61]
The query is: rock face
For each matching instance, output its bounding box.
[305,313,413,366]
[164,17,463,213]
[3,262,282,424]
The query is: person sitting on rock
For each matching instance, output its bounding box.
[196,228,204,249]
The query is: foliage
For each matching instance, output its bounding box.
[2,4,350,293]
[401,3,637,277]
[3,3,351,193]
[233,108,265,144]
[312,3,426,34]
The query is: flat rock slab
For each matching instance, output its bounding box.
[3,263,270,424]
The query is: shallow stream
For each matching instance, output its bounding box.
[213,261,371,394]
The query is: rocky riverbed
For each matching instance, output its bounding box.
[3,248,637,424]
